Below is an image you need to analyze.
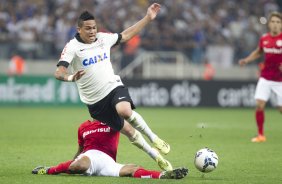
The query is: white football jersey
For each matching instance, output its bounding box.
[59,32,123,104]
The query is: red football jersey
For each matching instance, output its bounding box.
[259,33,282,81]
[77,120,120,161]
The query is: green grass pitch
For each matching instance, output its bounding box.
[0,107,281,184]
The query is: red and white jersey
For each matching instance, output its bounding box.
[59,32,123,104]
[259,33,282,81]
[77,120,120,161]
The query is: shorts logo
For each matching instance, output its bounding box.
[118,97,126,100]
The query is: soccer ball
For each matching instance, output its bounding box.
[194,148,218,173]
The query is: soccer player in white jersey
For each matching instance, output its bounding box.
[54,3,172,171]
[239,12,282,143]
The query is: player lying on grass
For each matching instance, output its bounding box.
[32,120,188,179]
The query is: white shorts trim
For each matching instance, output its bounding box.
[76,150,124,177]
[255,77,282,106]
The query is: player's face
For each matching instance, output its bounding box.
[78,20,97,44]
[268,16,282,36]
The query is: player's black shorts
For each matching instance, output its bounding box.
[87,86,135,131]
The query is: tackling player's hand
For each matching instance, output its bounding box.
[73,70,86,81]
[147,3,161,20]
[238,59,248,67]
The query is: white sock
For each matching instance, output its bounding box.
[126,111,157,142]
[129,130,159,159]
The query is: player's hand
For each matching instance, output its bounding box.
[147,3,161,20]
[238,59,248,67]
[73,70,86,81]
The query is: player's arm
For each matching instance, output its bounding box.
[54,63,85,82]
[73,145,84,159]
[238,47,263,66]
[120,3,160,43]
[74,125,85,159]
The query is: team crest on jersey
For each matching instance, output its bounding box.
[263,41,268,45]
[276,40,282,47]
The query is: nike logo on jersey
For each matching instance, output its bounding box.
[118,97,126,100]
[80,47,100,51]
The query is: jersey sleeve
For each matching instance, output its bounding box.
[59,42,75,64]
[101,32,121,47]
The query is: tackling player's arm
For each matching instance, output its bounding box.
[239,47,263,66]
[120,3,160,43]
[73,145,84,159]
[73,124,85,159]
[54,62,85,82]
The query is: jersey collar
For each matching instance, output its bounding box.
[75,33,86,43]
[75,33,98,44]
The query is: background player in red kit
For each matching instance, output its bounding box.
[239,12,282,143]
[32,120,188,179]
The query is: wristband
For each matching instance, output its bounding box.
[67,75,74,82]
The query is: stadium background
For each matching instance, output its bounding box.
[1,0,281,107]
[0,0,281,107]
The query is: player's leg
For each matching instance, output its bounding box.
[68,156,91,174]
[129,165,162,179]
[121,121,157,158]
[252,78,270,142]
[119,164,188,179]
[119,164,141,177]
[97,157,172,179]
[125,165,188,179]
[32,160,73,175]
[116,101,156,141]
[121,121,172,171]
[119,164,161,178]
[252,99,267,142]
[115,100,170,154]
[71,149,111,176]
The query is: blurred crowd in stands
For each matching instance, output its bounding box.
[0,0,281,67]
